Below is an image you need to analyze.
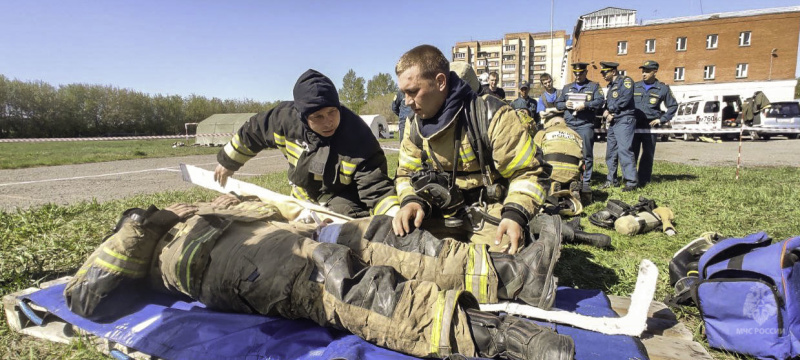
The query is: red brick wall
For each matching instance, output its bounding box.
[571,11,800,85]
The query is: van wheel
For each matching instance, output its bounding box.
[788,134,799,140]
[660,135,670,142]
[722,134,739,141]
[681,133,692,141]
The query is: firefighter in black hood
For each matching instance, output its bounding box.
[214,69,399,217]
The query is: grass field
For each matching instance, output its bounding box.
[1,154,798,359]
[0,139,220,169]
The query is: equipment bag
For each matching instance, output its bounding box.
[692,232,800,359]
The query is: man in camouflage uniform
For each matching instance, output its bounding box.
[214,69,398,218]
[64,195,574,360]
[392,45,551,256]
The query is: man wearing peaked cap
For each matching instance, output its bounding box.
[600,61,639,192]
[633,60,678,187]
[555,62,605,203]
[511,81,538,120]
[214,69,399,218]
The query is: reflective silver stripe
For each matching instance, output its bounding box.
[285,141,303,158]
[459,147,476,163]
[508,180,546,204]
[372,195,399,215]
[551,163,580,172]
[273,132,286,146]
[340,160,356,175]
[231,134,256,156]
[500,136,535,178]
[470,245,488,303]
[223,142,254,165]
[399,151,422,171]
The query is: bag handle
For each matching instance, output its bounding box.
[698,232,771,279]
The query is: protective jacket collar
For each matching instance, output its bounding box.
[418,71,475,138]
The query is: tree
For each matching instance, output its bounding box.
[795,78,800,99]
[360,93,397,124]
[366,73,397,100]
[340,69,366,114]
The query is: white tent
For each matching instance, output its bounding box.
[360,114,391,139]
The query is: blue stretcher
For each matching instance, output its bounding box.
[19,283,648,360]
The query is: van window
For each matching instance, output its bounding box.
[687,102,699,115]
[677,103,686,115]
[704,101,720,113]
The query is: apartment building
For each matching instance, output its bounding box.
[570,6,800,101]
[452,31,569,100]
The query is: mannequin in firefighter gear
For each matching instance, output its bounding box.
[393,44,549,255]
[64,195,573,360]
[533,116,584,214]
[214,69,399,218]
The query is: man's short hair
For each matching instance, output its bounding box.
[539,73,553,82]
[395,45,449,80]
[488,71,499,79]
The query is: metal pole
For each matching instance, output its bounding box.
[550,0,554,82]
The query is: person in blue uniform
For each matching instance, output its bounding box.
[555,62,605,202]
[599,62,638,192]
[632,60,678,187]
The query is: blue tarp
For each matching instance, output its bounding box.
[22,284,648,360]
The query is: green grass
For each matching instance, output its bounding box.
[1,155,798,359]
[0,139,220,169]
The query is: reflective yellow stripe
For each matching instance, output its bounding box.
[508,180,546,204]
[273,133,286,146]
[500,137,536,178]
[223,142,254,164]
[430,291,446,356]
[372,195,399,215]
[397,181,413,195]
[459,147,476,163]
[478,246,489,302]
[466,245,490,303]
[551,163,580,172]
[340,160,356,175]
[102,246,146,265]
[399,151,423,172]
[94,258,143,277]
[231,134,256,156]
[291,186,312,201]
[285,141,303,158]
[466,246,475,297]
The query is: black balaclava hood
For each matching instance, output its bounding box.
[293,69,341,122]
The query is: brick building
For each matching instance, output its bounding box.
[452,31,569,100]
[570,6,800,101]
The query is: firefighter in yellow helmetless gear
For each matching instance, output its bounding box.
[533,116,584,215]
[64,195,574,360]
[393,45,551,256]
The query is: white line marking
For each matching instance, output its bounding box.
[0,154,284,188]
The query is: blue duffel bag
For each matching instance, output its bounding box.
[693,232,800,359]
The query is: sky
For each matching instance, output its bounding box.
[2,0,799,102]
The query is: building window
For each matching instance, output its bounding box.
[502,55,516,61]
[506,90,516,98]
[503,64,516,70]
[534,46,546,52]
[676,37,687,51]
[645,39,656,53]
[704,65,716,80]
[489,61,499,67]
[736,63,749,78]
[454,52,466,59]
[502,81,516,88]
[674,67,685,81]
[476,60,486,66]
[617,41,627,55]
[706,34,718,49]
[503,45,516,52]
[502,73,514,79]
[739,31,751,46]
[535,56,546,61]
[618,70,627,76]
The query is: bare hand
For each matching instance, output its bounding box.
[164,203,198,220]
[211,194,241,208]
[649,119,661,127]
[494,218,524,254]
[603,110,610,118]
[214,164,235,187]
[573,102,586,112]
[392,202,425,236]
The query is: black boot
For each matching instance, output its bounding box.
[530,215,611,249]
[492,215,562,309]
[467,309,575,360]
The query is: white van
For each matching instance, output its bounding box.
[670,95,743,140]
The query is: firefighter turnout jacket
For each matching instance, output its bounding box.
[217,103,398,216]
[533,118,583,186]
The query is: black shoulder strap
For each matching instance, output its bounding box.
[466,95,505,186]
[409,118,423,149]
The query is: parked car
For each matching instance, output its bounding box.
[671,95,742,141]
[747,101,800,140]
